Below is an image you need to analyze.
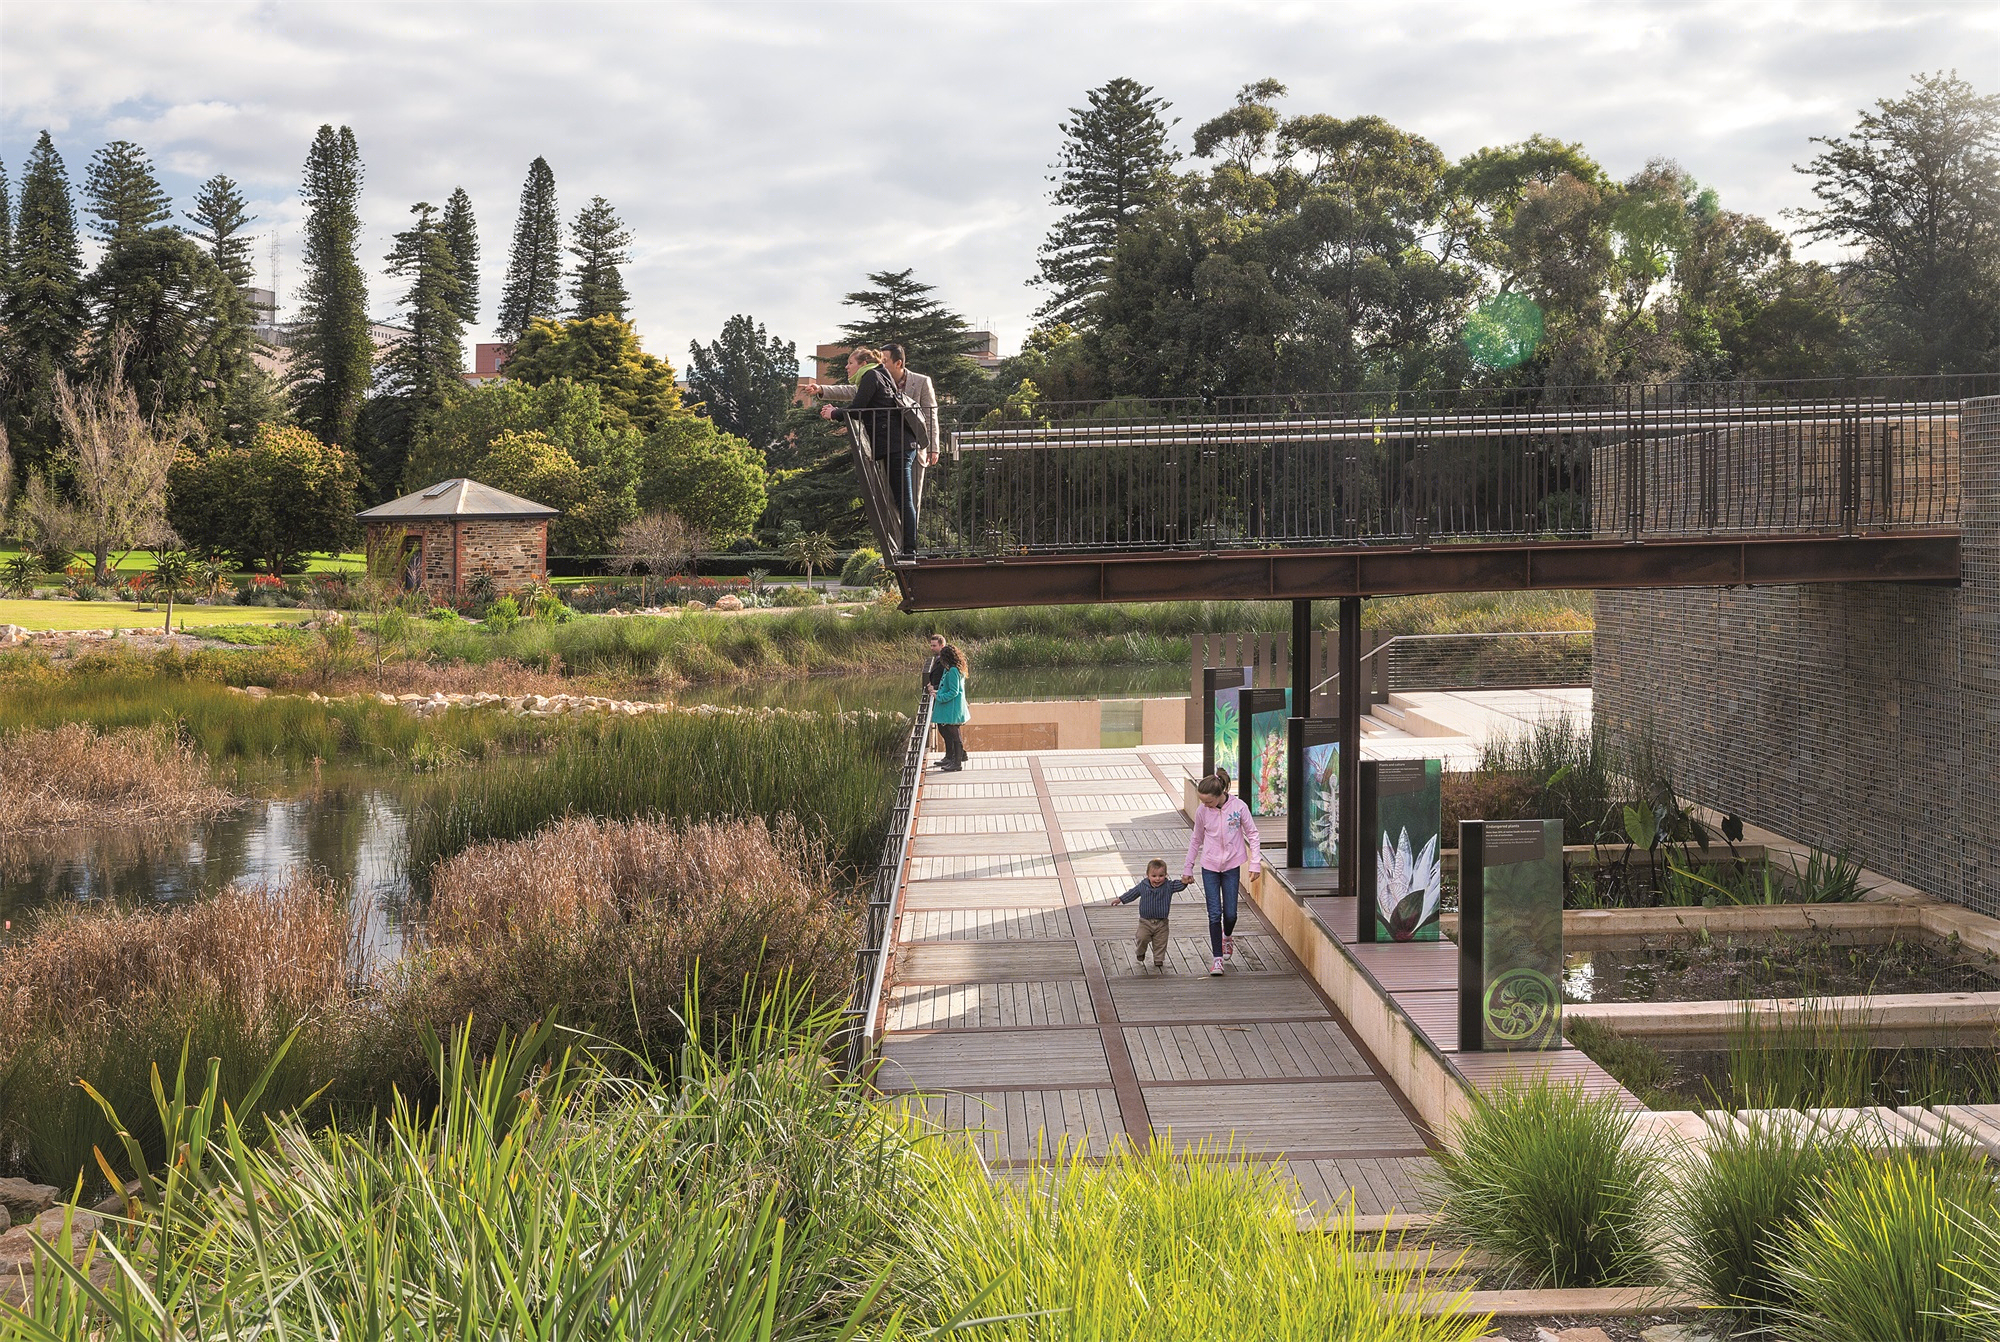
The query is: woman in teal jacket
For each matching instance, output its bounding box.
[932,644,970,772]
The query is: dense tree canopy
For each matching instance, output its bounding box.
[168,423,361,574]
[440,186,482,327]
[503,315,682,433]
[686,314,797,452]
[1035,77,1180,327]
[2,132,87,475]
[568,196,632,321]
[637,416,768,547]
[836,269,985,401]
[288,125,371,448]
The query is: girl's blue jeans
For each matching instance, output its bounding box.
[1200,867,1240,957]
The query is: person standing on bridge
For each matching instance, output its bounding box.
[930,642,970,772]
[817,346,921,554]
[1183,768,1260,977]
[879,344,940,512]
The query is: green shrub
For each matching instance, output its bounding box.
[483,595,520,632]
[839,546,882,587]
[1663,1117,1854,1320]
[1768,1145,2000,1342]
[771,584,819,607]
[1428,1076,1658,1288]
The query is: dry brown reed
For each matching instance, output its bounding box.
[0,873,360,1188]
[0,722,235,834]
[389,815,858,1074]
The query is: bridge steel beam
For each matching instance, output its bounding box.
[894,532,1960,611]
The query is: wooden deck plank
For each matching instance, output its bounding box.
[907,854,1060,881]
[898,940,1085,983]
[1144,1081,1423,1154]
[1122,1022,1370,1082]
[916,811,1049,834]
[1093,934,1293,978]
[909,833,1056,858]
[901,909,1072,942]
[887,981,1097,1031]
[1107,974,1335,1023]
[877,1030,1111,1091]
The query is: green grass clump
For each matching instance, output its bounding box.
[404,706,905,880]
[1767,1145,2000,1342]
[1721,1000,1874,1110]
[1663,1117,1856,1321]
[1428,1076,1658,1288]
[178,623,310,647]
[1563,1017,1681,1108]
[896,1140,1489,1341]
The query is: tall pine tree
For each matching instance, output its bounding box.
[440,186,481,326]
[3,132,87,474]
[837,269,984,400]
[0,157,12,278]
[687,314,797,452]
[288,125,372,447]
[184,174,256,289]
[1034,78,1179,327]
[367,201,466,497]
[496,157,561,341]
[83,140,173,244]
[568,195,631,320]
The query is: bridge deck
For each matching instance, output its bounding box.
[875,744,1438,1215]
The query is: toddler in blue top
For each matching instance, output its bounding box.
[1107,858,1189,972]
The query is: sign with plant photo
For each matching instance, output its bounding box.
[1287,718,1340,870]
[1202,666,1253,780]
[1457,818,1563,1051]
[1360,759,1443,942]
[1236,689,1292,817]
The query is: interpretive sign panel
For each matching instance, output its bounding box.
[1457,818,1563,1051]
[1359,759,1443,943]
[1286,718,1340,871]
[1202,666,1252,779]
[1236,689,1292,817]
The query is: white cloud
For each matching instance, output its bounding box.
[3,0,1994,365]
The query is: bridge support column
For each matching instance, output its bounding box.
[1338,596,1361,908]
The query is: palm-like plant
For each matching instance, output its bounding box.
[780,529,837,593]
[2,552,45,597]
[147,550,197,632]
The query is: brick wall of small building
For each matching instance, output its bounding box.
[1592,396,1999,917]
[367,518,548,596]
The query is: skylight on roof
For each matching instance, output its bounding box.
[422,481,457,499]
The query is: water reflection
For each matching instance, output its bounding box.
[0,775,413,962]
[0,664,1187,954]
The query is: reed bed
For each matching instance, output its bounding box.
[386,815,859,1084]
[0,873,360,1190]
[404,706,904,879]
[0,672,561,773]
[0,723,234,833]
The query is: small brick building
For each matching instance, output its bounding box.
[357,479,558,597]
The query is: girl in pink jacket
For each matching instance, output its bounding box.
[1181,768,1260,977]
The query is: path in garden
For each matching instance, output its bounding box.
[875,745,1437,1217]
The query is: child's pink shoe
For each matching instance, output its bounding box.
[1208,957,1224,977]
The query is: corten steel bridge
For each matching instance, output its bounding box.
[836,375,1985,919]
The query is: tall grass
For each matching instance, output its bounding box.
[0,875,358,1192]
[3,998,1488,1340]
[404,707,904,879]
[886,1140,1489,1341]
[1427,1076,1658,1288]
[380,816,859,1093]
[1663,1117,1855,1321]
[1720,1000,1874,1110]
[0,723,234,831]
[1767,1145,2000,1342]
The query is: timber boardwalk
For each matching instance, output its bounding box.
[874,744,1437,1216]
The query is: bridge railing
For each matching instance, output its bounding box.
[899,376,1991,559]
[841,682,933,1077]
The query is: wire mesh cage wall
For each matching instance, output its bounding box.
[908,376,1991,559]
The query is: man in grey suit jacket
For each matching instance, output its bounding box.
[879,344,939,511]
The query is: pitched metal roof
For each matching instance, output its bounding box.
[355,478,558,521]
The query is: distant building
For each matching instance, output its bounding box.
[356,478,558,597]
[463,343,512,388]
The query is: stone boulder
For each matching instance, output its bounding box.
[713,595,745,611]
[0,1179,58,1224]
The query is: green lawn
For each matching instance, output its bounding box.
[0,599,315,633]
[0,548,364,576]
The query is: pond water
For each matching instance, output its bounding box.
[0,663,1183,940]
[1613,1043,2000,1112]
[1561,933,2000,1004]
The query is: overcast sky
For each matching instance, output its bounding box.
[4,1,1995,370]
